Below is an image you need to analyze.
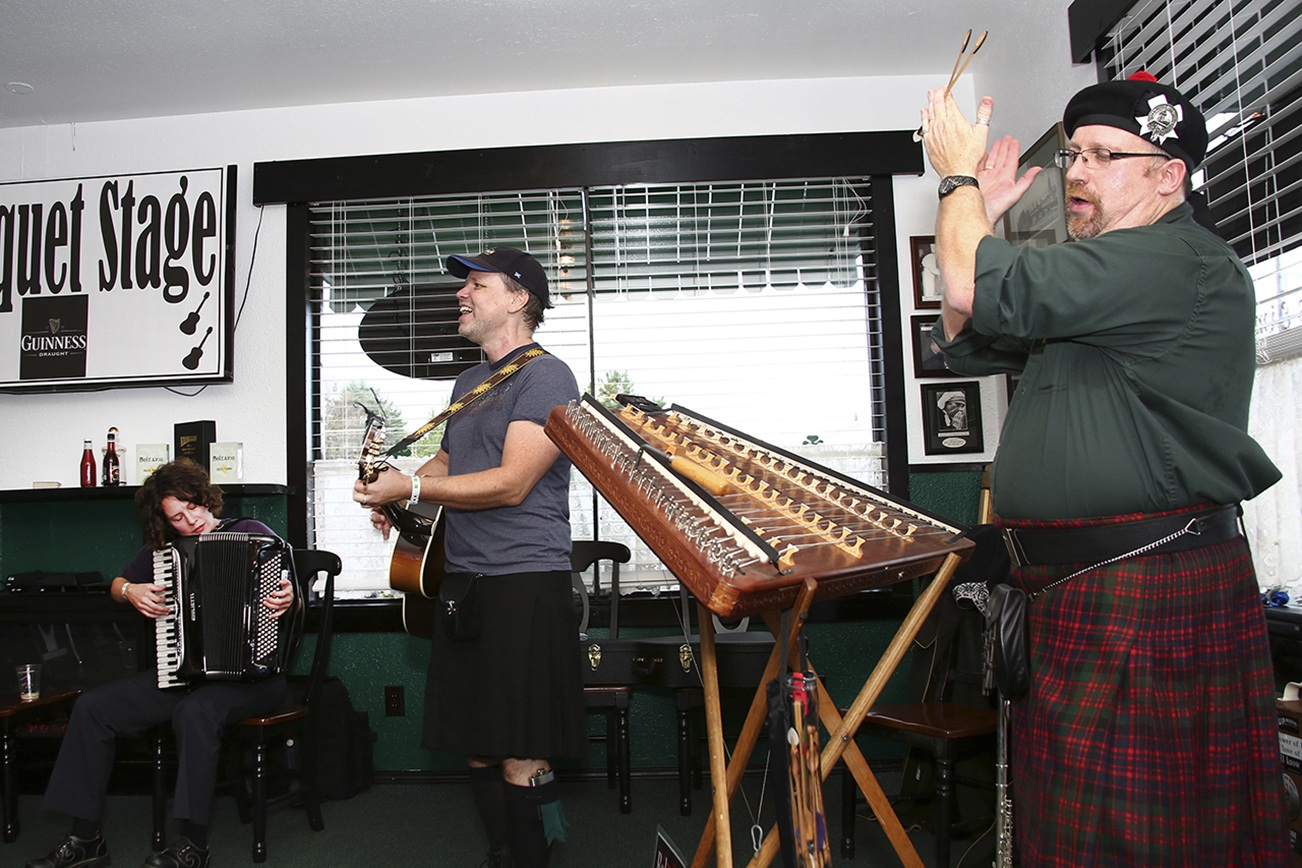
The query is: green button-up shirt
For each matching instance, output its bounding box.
[932,202,1279,520]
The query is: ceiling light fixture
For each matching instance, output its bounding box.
[5,82,35,95]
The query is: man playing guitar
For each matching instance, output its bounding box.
[354,246,581,868]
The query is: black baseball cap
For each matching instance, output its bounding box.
[446,246,552,308]
[1063,71,1208,172]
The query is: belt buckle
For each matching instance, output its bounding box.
[1001,527,1028,568]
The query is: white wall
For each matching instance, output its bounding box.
[0,17,1093,490]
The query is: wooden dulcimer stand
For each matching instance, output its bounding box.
[544,396,974,867]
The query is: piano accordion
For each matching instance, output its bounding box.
[545,395,974,618]
[152,532,293,690]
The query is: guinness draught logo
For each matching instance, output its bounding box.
[20,296,89,380]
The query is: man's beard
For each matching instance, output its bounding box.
[1065,183,1104,240]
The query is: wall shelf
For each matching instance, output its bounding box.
[0,484,291,503]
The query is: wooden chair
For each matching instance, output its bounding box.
[571,540,634,813]
[152,548,342,863]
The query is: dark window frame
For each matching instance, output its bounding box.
[255,132,921,558]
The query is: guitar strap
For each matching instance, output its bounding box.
[381,346,547,458]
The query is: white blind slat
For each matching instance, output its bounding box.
[1102,0,1301,362]
[305,177,885,593]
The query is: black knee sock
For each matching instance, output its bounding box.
[70,818,101,840]
[503,778,566,868]
[469,764,509,852]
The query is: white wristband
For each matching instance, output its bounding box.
[408,474,421,505]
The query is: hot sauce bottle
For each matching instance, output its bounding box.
[80,440,97,488]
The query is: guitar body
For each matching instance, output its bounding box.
[384,502,445,598]
[359,418,446,639]
[384,502,445,641]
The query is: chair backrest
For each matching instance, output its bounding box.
[570,540,631,638]
[290,548,342,709]
[979,463,993,524]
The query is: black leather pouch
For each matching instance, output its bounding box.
[438,573,483,641]
[987,583,1030,701]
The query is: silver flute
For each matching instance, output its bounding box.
[954,580,1013,868]
[995,696,1013,868]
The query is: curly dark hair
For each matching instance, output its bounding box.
[135,459,224,549]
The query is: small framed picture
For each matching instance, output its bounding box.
[921,381,984,455]
[910,236,941,309]
[911,315,949,378]
[1004,123,1071,249]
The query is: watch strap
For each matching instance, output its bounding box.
[939,175,980,198]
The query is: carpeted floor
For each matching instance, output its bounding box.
[6,770,994,867]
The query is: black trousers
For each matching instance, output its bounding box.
[42,669,286,824]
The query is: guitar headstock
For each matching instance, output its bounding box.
[358,417,388,483]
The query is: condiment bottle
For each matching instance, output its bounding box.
[80,440,97,488]
[102,427,121,487]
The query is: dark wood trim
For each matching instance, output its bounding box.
[0,484,288,503]
[1068,0,1135,63]
[285,203,311,548]
[253,132,923,204]
[870,176,910,502]
[907,462,990,475]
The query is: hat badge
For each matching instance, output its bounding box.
[1136,94,1182,144]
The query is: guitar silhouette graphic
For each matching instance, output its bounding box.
[179,292,210,335]
[183,327,212,370]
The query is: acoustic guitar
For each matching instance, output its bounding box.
[358,418,444,639]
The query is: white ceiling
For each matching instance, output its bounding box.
[0,0,1082,130]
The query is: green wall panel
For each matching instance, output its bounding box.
[1,471,976,775]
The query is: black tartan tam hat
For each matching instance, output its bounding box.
[447,246,552,308]
[1063,71,1208,172]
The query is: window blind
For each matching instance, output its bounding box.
[305,177,885,595]
[1095,0,1302,360]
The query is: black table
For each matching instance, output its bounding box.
[1,688,80,843]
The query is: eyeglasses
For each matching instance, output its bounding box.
[1054,148,1174,169]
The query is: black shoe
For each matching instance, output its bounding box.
[25,834,111,868]
[141,838,209,868]
[480,847,513,868]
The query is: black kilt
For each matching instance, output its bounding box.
[422,569,586,760]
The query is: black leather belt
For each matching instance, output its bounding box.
[1002,503,1242,568]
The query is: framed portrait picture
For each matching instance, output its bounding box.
[1004,123,1071,249]
[910,235,941,309]
[911,315,949,378]
[921,381,984,455]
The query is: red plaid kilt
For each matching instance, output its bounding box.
[1001,506,1289,867]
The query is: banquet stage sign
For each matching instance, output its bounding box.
[0,166,236,391]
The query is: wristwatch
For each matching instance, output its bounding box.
[938,175,980,199]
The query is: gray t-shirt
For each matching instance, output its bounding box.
[442,344,579,574]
